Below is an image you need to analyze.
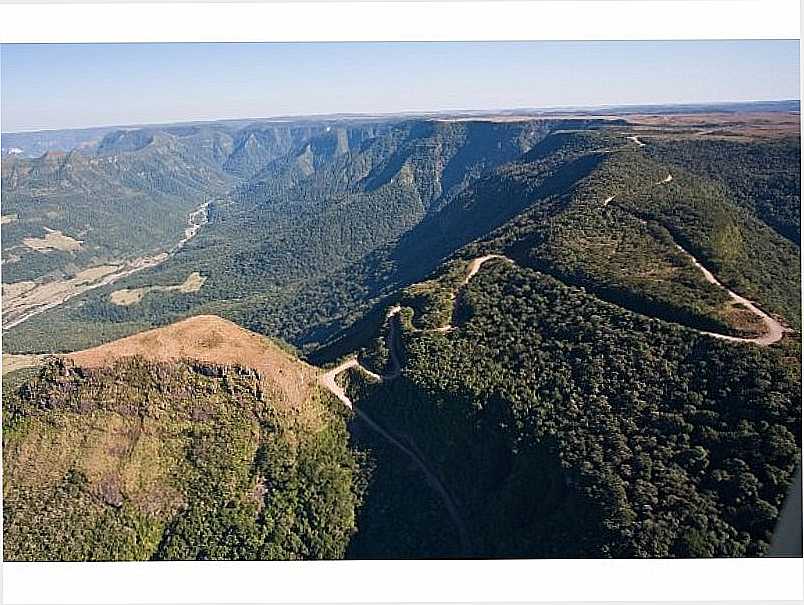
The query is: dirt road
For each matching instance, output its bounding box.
[318,133,786,555]
[671,243,785,345]
[318,256,510,401]
[647,170,784,345]
[353,406,472,553]
[319,229,785,405]
[316,349,472,549]
[316,256,502,555]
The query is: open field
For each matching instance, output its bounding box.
[2,264,123,328]
[2,203,209,330]
[22,227,83,252]
[623,111,800,140]
[110,271,206,306]
[4,314,330,424]
[2,353,47,376]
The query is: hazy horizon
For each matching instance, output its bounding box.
[1,98,801,136]
[1,40,800,132]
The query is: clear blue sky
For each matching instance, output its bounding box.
[1,40,799,132]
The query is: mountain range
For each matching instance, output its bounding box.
[2,103,801,560]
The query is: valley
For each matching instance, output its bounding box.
[2,201,209,329]
[2,103,801,561]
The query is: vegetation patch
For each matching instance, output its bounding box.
[3,355,363,561]
[350,260,800,557]
[66,314,323,427]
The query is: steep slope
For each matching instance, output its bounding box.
[4,120,620,355]
[343,250,800,559]
[457,133,800,337]
[2,316,362,561]
[334,129,800,558]
[645,137,801,244]
[2,113,800,561]
[2,129,230,282]
[0,125,239,333]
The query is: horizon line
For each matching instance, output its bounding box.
[2,97,800,136]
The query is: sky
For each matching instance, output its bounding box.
[0,40,800,132]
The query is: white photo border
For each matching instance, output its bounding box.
[0,1,802,604]
[0,1,800,43]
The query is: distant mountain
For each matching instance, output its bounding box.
[1,128,232,285]
[4,98,797,157]
[2,126,121,158]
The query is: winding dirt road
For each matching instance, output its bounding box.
[319,255,511,403]
[320,235,784,409]
[316,132,787,554]
[352,405,472,552]
[316,321,472,550]
[671,243,785,345]
[317,257,508,554]
[648,172,784,345]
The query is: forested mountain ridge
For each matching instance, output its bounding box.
[2,109,800,560]
[3,117,797,356]
[334,125,801,558]
[456,133,800,338]
[646,137,801,244]
[341,131,800,558]
[346,257,800,557]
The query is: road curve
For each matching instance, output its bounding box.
[462,254,508,285]
[319,359,472,552]
[317,255,511,406]
[672,243,785,345]
[433,254,512,333]
[319,236,784,407]
[648,171,784,345]
[317,137,786,553]
[316,255,506,555]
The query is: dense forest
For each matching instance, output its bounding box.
[1,128,234,283]
[7,123,798,357]
[646,137,801,244]
[348,259,800,557]
[456,134,801,337]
